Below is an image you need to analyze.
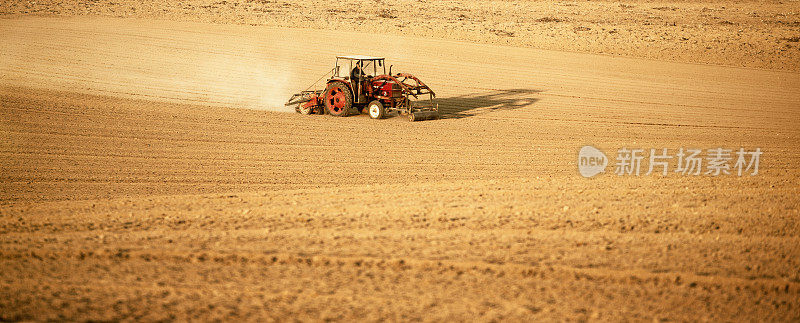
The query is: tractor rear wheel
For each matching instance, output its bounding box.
[324,82,352,117]
[367,100,385,119]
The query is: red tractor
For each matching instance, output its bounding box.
[286,55,439,121]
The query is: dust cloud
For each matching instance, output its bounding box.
[0,19,298,112]
[183,49,296,112]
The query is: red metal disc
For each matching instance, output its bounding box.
[327,87,346,114]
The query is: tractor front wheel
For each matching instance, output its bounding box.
[324,82,352,117]
[367,100,385,119]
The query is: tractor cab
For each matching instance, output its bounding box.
[333,55,385,80]
[333,55,386,104]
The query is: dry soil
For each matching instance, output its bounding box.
[0,8,799,323]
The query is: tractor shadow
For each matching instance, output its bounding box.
[434,88,542,119]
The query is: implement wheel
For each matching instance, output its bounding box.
[324,82,352,117]
[298,104,313,115]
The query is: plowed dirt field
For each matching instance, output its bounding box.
[1,17,799,321]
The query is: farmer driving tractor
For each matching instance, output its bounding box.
[286,55,439,121]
